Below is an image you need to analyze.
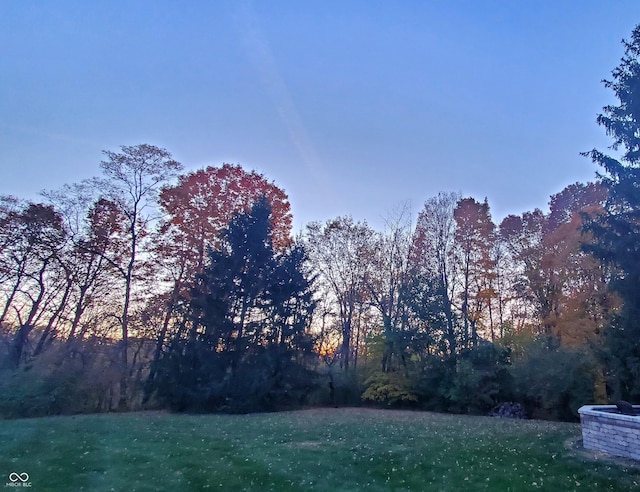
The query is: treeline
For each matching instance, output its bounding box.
[0,149,304,415]
[0,156,616,421]
[303,184,611,420]
[2,25,640,421]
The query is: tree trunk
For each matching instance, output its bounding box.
[10,324,34,368]
[144,281,181,402]
[34,273,73,356]
[119,234,136,411]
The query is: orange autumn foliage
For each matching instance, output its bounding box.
[159,164,293,274]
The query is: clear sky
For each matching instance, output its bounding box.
[1,1,639,231]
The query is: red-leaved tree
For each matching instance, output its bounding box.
[159,164,292,269]
[145,164,293,395]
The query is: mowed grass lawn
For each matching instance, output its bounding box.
[1,408,639,491]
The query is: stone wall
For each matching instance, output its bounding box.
[578,405,640,461]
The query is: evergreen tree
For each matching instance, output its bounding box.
[584,24,640,401]
[153,198,317,412]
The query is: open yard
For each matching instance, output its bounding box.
[1,408,639,491]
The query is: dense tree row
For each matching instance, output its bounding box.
[0,149,298,413]
[0,158,614,418]
[302,183,613,418]
[1,24,640,420]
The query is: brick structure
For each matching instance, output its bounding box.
[578,405,640,461]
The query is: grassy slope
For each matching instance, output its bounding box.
[0,408,638,491]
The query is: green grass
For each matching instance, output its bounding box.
[0,408,638,491]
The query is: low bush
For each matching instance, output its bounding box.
[509,340,600,421]
[0,342,121,418]
[361,370,418,406]
[152,341,319,413]
[446,343,513,414]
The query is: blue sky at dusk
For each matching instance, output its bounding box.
[1,1,639,231]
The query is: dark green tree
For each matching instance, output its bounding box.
[152,198,317,412]
[584,24,640,401]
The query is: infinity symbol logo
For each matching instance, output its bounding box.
[8,472,29,482]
